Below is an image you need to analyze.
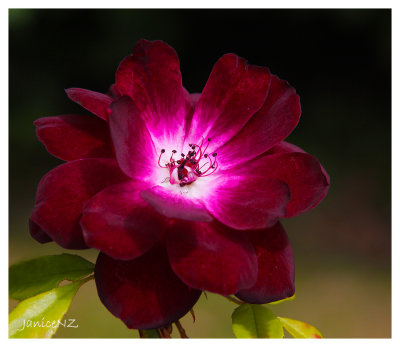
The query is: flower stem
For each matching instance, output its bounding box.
[225,295,244,305]
[139,329,161,338]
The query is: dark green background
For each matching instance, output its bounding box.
[9,9,391,337]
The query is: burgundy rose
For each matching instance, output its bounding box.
[30,39,329,329]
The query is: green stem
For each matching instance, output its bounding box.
[139,329,161,338]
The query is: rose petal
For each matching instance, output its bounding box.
[31,159,128,249]
[141,185,212,222]
[167,220,257,295]
[95,247,201,329]
[266,141,330,185]
[81,181,166,260]
[225,152,329,217]
[29,219,52,244]
[217,75,301,168]
[186,53,271,153]
[116,39,188,151]
[203,175,290,230]
[109,96,157,182]
[34,114,114,161]
[65,88,113,121]
[236,222,295,304]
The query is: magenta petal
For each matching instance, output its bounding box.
[29,219,52,244]
[95,247,201,329]
[236,222,295,304]
[65,88,113,121]
[81,181,166,260]
[31,159,128,249]
[186,54,271,153]
[115,40,188,150]
[204,175,290,230]
[167,220,257,295]
[228,152,329,217]
[34,114,114,161]
[109,96,157,181]
[141,185,212,222]
[267,141,330,185]
[217,75,301,168]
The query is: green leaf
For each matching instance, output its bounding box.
[232,304,284,338]
[9,279,87,338]
[278,317,323,338]
[268,294,296,305]
[9,254,94,300]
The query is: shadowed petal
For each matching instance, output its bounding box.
[266,141,330,185]
[167,220,257,295]
[217,75,301,168]
[109,96,157,182]
[141,185,212,222]
[81,181,166,260]
[203,175,290,230]
[65,88,113,121]
[95,247,202,329]
[34,114,114,161]
[236,222,295,304]
[116,39,188,151]
[31,159,128,249]
[186,54,271,153]
[29,219,52,244]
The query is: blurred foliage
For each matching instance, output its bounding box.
[9,9,391,338]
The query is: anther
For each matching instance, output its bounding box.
[172,150,177,153]
[181,153,185,157]
[161,149,165,153]
[212,153,217,157]
[204,154,208,158]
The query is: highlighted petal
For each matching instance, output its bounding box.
[31,159,128,249]
[227,152,329,217]
[217,75,301,168]
[34,114,113,161]
[236,222,295,304]
[187,54,271,153]
[81,181,166,260]
[203,175,290,230]
[65,88,113,121]
[141,185,212,222]
[167,220,257,295]
[109,96,157,182]
[116,39,188,150]
[95,247,201,329]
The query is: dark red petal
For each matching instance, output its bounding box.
[116,40,188,150]
[29,219,52,244]
[186,54,271,153]
[107,83,121,98]
[109,96,157,181]
[167,220,257,295]
[34,114,114,161]
[65,88,113,121]
[217,75,301,168]
[266,141,330,185]
[95,247,201,329]
[141,185,212,222]
[235,222,295,304]
[81,181,166,260]
[227,152,329,217]
[31,159,128,249]
[203,175,290,230]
